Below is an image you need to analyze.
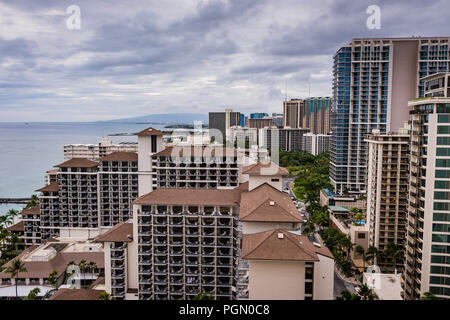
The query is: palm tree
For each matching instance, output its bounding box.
[23,287,40,300]
[48,270,59,289]
[356,283,379,300]
[6,209,19,223]
[354,212,365,225]
[24,195,39,210]
[366,246,381,266]
[355,245,368,271]
[421,292,437,300]
[336,289,360,300]
[5,259,27,298]
[98,291,114,300]
[78,260,87,286]
[193,293,214,300]
[88,261,97,282]
[384,243,403,274]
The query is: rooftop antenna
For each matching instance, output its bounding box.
[285,80,288,101]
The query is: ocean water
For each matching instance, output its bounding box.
[0,122,166,216]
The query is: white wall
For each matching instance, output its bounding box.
[104,242,112,294]
[249,260,306,300]
[313,254,334,300]
[248,175,282,191]
[242,221,299,235]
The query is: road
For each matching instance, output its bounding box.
[287,177,356,298]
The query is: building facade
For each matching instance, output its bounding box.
[331,37,450,195]
[303,97,332,134]
[304,133,332,156]
[366,129,409,272]
[64,137,138,161]
[259,128,310,152]
[403,73,450,300]
[283,99,304,129]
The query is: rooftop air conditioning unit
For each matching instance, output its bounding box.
[313,242,322,248]
[277,233,284,239]
[269,201,275,206]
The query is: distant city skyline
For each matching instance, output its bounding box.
[1,0,450,121]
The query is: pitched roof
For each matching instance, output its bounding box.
[36,181,59,192]
[20,205,40,216]
[153,146,237,157]
[7,220,24,232]
[95,222,133,242]
[242,162,289,176]
[133,188,241,206]
[48,288,104,300]
[235,181,249,192]
[55,158,99,168]
[99,152,138,162]
[239,184,302,223]
[46,169,59,174]
[0,246,104,279]
[135,127,165,136]
[242,229,333,261]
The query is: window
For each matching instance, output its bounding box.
[358,233,366,239]
[271,178,280,182]
[151,135,157,153]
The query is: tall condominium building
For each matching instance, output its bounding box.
[283,99,304,129]
[366,128,409,273]
[209,109,241,140]
[303,133,332,156]
[258,128,310,152]
[331,37,450,195]
[248,117,273,129]
[64,137,138,161]
[404,73,450,300]
[271,113,284,128]
[303,97,332,134]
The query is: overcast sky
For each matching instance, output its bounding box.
[0,0,449,122]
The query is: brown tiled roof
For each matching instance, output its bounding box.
[135,127,165,136]
[239,184,302,223]
[7,220,24,232]
[49,288,104,300]
[20,205,40,216]
[0,246,104,279]
[89,276,105,289]
[235,181,249,192]
[55,158,99,168]
[242,229,333,261]
[242,162,289,176]
[153,146,238,157]
[133,188,241,206]
[46,169,59,174]
[95,222,133,242]
[36,181,59,192]
[99,152,138,162]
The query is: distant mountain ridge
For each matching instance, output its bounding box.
[99,113,209,124]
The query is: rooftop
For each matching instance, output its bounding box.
[36,181,59,193]
[242,229,333,262]
[133,188,241,206]
[0,239,104,279]
[48,288,104,300]
[242,162,289,176]
[20,205,40,216]
[55,158,99,168]
[239,184,302,223]
[6,220,24,232]
[99,152,138,162]
[135,127,165,136]
[95,221,133,242]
